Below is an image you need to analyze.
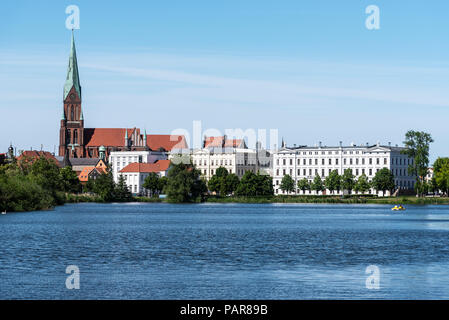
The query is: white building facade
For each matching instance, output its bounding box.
[109,150,167,183]
[272,142,415,195]
[118,160,170,195]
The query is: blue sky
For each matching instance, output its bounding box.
[0,0,448,161]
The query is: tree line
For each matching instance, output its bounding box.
[280,168,395,195]
[0,156,132,212]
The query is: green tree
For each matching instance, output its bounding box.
[324,170,341,194]
[280,174,295,194]
[225,173,240,195]
[235,171,273,197]
[208,166,229,196]
[91,171,116,202]
[311,174,324,194]
[354,173,371,194]
[59,166,82,194]
[29,156,62,194]
[372,168,395,196]
[297,178,310,194]
[341,169,355,194]
[433,157,449,195]
[402,130,434,196]
[159,176,168,194]
[143,172,162,197]
[165,162,207,203]
[114,175,133,201]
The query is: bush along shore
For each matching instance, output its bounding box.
[204,195,449,205]
[2,157,449,213]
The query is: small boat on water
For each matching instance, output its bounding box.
[392,205,405,211]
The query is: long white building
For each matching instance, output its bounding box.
[272,142,415,195]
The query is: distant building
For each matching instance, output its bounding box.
[109,150,167,183]
[170,136,272,180]
[17,150,60,167]
[425,167,434,183]
[119,160,171,195]
[58,31,187,159]
[77,160,108,184]
[272,142,415,195]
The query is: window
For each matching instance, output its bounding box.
[322,159,325,165]
[290,159,293,165]
[70,105,74,120]
[376,158,380,165]
[369,169,372,176]
[283,169,286,175]
[329,159,332,165]
[369,158,372,165]
[276,169,279,175]
[315,159,318,165]
[303,159,306,165]
[309,159,312,165]
[303,169,306,175]
[336,159,339,165]
[283,159,286,165]
[73,129,78,144]
[384,158,387,165]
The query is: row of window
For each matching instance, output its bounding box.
[275,166,409,178]
[276,157,411,166]
[195,159,233,166]
[194,159,258,166]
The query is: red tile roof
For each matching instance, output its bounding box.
[204,136,244,148]
[78,166,95,182]
[147,134,187,151]
[119,160,171,173]
[17,151,60,167]
[84,128,133,147]
[84,128,187,151]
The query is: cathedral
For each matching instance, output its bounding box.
[59,32,187,159]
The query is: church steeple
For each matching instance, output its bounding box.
[59,30,85,158]
[63,30,81,101]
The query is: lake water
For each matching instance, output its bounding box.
[1,203,449,299]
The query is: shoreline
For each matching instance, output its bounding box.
[69,194,449,205]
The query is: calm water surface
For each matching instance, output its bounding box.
[1,203,449,299]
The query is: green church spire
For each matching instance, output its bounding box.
[63,30,81,100]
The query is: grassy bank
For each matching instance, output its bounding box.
[205,195,449,205]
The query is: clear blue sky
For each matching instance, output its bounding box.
[0,0,448,161]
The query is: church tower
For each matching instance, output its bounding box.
[59,31,84,158]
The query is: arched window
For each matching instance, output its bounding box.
[71,105,74,120]
[66,130,71,144]
[74,129,78,144]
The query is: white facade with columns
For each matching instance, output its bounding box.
[272,142,415,195]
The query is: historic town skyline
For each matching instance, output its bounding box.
[1,1,449,161]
